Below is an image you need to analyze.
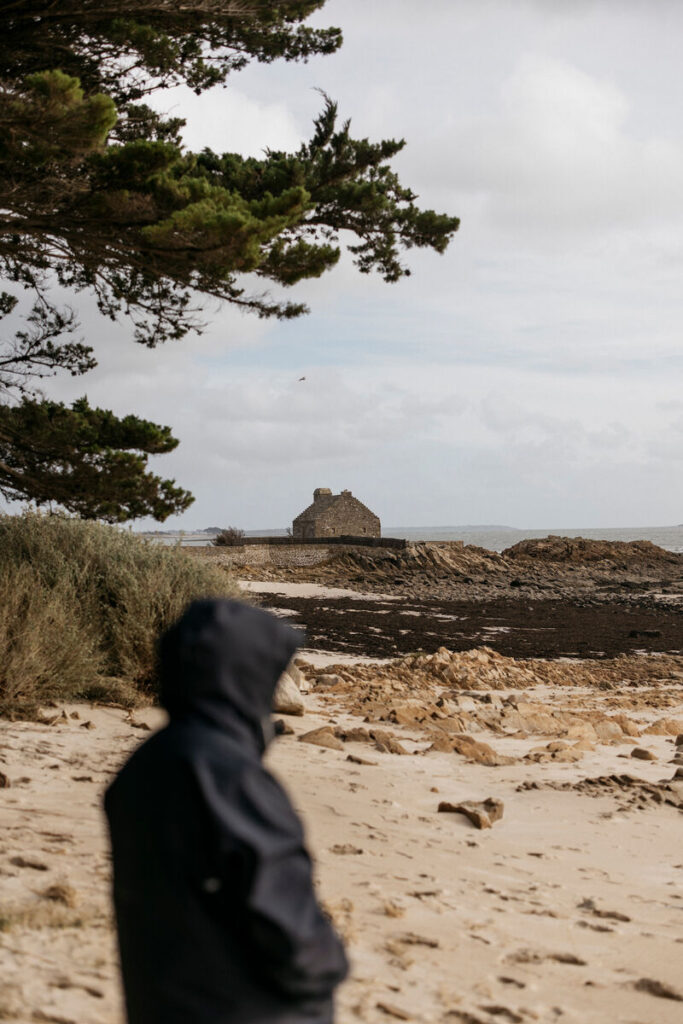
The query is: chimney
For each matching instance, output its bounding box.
[313,487,332,501]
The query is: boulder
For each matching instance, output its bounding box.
[272,671,305,716]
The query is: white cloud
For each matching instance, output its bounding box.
[422,56,683,236]
[152,86,304,156]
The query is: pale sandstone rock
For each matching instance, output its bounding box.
[611,714,641,737]
[316,673,343,688]
[643,718,683,736]
[553,748,583,763]
[566,721,598,741]
[438,797,504,829]
[272,671,305,716]
[288,660,307,691]
[593,719,624,742]
[299,727,344,751]
[430,734,515,766]
[372,729,409,755]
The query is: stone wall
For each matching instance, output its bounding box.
[187,543,344,568]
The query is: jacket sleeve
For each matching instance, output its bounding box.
[197,759,349,1002]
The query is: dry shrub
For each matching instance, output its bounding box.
[213,526,245,547]
[0,512,237,716]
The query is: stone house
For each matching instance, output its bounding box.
[292,488,381,539]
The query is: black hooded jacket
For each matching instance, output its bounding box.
[104,599,348,1024]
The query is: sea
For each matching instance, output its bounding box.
[144,525,683,553]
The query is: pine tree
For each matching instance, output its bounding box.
[0,397,193,522]
[0,2,459,521]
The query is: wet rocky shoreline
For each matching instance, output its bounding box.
[244,537,683,660]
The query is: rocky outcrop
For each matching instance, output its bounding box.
[503,535,681,565]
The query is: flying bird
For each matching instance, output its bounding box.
[298,376,306,382]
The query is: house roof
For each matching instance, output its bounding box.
[294,495,337,521]
[293,490,379,524]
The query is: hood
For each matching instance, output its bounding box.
[159,599,302,750]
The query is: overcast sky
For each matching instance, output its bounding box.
[36,0,683,529]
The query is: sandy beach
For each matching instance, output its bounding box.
[1,633,682,1024]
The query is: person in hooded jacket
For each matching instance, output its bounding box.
[104,598,349,1024]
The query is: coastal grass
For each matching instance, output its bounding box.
[0,512,237,718]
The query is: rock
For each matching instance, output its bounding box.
[553,748,583,763]
[272,671,305,716]
[644,718,683,736]
[0,770,10,788]
[631,747,657,761]
[593,719,624,742]
[446,695,477,713]
[316,673,342,688]
[673,767,683,780]
[299,727,344,751]
[287,660,305,689]
[346,754,377,766]
[376,1002,411,1020]
[79,720,95,730]
[611,714,641,737]
[518,708,564,735]
[675,734,683,747]
[566,721,598,742]
[388,700,431,725]
[10,855,48,871]
[633,978,683,1002]
[330,843,363,855]
[438,798,504,829]
[433,735,515,766]
[273,719,294,736]
[372,729,409,755]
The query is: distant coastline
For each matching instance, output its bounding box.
[141,524,683,554]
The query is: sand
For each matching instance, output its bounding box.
[239,580,399,602]
[1,670,682,1024]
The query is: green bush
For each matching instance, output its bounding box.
[0,512,237,717]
